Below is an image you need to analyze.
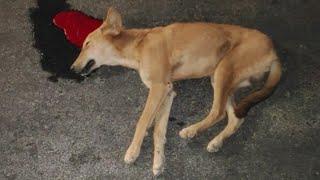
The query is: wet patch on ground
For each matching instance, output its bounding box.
[29,0,83,82]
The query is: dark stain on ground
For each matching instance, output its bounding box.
[176,121,186,127]
[69,147,102,167]
[169,117,177,122]
[169,117,186,127]
[29,0,83,82]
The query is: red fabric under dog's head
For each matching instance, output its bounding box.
[53,11,103,48]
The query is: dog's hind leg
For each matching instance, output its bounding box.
[207,95,244,152]
[124,83,173,164]
[152,90,176,176]
[179,60,233,139]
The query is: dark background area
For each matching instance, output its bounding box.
[0,0,319,179]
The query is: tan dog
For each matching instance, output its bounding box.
[71,7,282,176]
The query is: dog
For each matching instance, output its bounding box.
[70,7,282,176]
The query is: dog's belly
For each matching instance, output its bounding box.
[171,55,220,80]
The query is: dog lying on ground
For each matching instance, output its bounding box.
[70,7,282,176]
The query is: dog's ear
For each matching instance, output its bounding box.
[101,7,122,36]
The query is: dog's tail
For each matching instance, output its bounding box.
[234,59,282,118]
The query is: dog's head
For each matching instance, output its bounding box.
[70,7,123,76]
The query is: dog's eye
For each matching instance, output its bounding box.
[85,41,90,46]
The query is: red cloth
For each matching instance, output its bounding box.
[53,11,102,47]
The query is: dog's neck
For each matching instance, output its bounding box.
[112,28,151,70]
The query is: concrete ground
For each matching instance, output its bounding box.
[0,0,319,179]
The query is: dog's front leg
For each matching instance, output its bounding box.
[124,83,172,164]
[153,90,176,176]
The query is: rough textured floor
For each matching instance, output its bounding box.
[1,0,319,179]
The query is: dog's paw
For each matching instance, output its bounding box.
[207,139,223,153]
[179,126,197,139]
[153,153,165,176]
[124,145,140,164]
[153,166,164,177]
[153,163,164,177]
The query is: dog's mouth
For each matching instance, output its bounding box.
[80,59,95,76]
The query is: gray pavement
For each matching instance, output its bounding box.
[0,0,319,179]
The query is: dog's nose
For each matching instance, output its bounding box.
[70,65,82,74]
[70,65,77,73]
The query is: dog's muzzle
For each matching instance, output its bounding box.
[71,59,95,76]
